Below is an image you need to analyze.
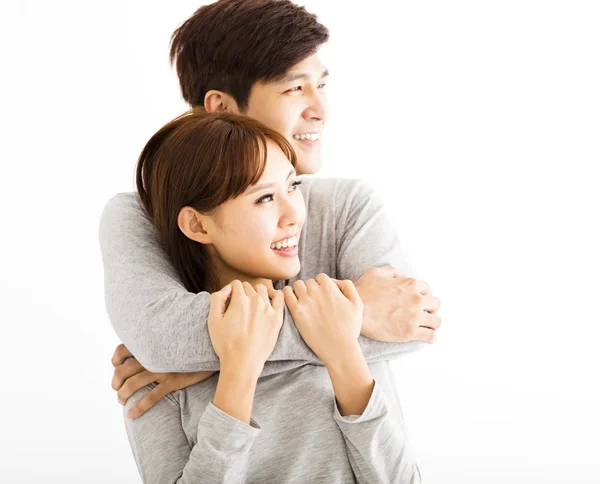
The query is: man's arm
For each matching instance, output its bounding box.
[100,192,317,373]
[331,178,441,355]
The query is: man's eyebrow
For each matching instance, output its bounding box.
[277,68,329,84]
[246,169,296,196]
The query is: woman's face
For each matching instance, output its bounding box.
[204,140,306,286]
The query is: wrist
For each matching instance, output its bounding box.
[324,342,367,374]
[213,364,259,425]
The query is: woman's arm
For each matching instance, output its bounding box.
[124,382,261,484]
[327,351,422,484]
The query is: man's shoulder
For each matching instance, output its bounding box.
[99,191,153,235]
[100,192,146,221]
[300,176,375,209]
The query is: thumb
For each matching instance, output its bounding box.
[209,283,232,318]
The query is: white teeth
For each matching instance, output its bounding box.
[293,133,320,141]
[270,235,298,250]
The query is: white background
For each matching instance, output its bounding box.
[1,1,599,482]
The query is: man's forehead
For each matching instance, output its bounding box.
[278,67,329,84]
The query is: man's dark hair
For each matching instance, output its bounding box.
[169,0,329,110]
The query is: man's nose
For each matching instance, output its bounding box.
[303,89,328,124]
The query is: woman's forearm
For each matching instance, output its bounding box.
[326,344,375,416]
[213,364,260,424]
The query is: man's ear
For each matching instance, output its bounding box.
[178,207,214,244]
[204,90,241,114]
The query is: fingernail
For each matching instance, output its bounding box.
[127,409,137,419]
[118,397,125,405]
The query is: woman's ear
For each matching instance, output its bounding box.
[204,90,241,114]
[178,207,214,244]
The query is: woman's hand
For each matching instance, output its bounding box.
[209,280,285,377]
[283,273,364,368]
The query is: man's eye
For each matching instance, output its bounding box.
[287,86,302,93]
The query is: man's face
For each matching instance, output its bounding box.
[244,53,329,175]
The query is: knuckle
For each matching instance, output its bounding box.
[405,277,417,288]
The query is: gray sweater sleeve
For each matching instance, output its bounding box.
[333,178,428,360]
[99,187,424,374]
[99,193,317,373]
[124,385,261,484]
[333,380,421,484]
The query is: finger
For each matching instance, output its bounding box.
[255,284,270,305]
[416,280,432,295]
[112,358,145,391]
[126,384,169,419]
[421,313,442,330]
[283,285,299,312]
[271,290,285,326]
[315,273,335,290]
[267,285,279,300]
[111,343,134,368]
[242,281,257,297]
[271,289,285,311]
[292,280,308,301]
[305,278,319,296]
[117,371,161,406]
[228,280,245,306]
[209,283,233,319]
[414,327,438,344]
[422,295,441,313]
[337,279,362,306]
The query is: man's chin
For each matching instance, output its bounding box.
[295,158,322,175]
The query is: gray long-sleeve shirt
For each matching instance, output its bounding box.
[124,361,421,483]
[100,176,427,482]
[99,177,427,375]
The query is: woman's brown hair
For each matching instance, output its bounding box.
[136,109,297,293]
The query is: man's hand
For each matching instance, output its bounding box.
[111,344,217,419]
[354,266,442,343]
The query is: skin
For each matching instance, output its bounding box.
[205,52,329,175]
[176,145,373,422]
[112,52,443,419]
[177,141,306,290]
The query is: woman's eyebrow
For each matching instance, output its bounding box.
[246,169,296,195]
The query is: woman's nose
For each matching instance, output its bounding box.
[279,199,302,229]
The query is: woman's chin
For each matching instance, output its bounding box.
[268,260,301,282]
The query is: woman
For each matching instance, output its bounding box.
[125,109,420,483]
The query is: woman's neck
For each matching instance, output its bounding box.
[208,248,274,291]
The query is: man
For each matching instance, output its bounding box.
[102,0,441,421]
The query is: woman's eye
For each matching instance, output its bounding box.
[256,181,301,204]
[318,83,327,89]
[256,194,274,204]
